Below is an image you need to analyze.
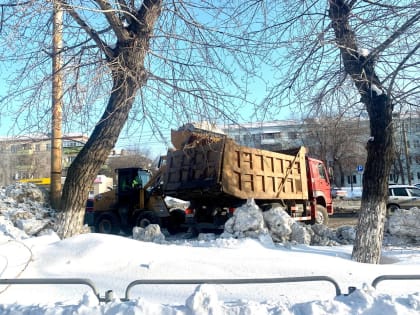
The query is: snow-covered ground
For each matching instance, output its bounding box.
[1,183,420,314]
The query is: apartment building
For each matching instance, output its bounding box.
[222,120,304,151]
[0,133,88,187]
[392,114,420,185]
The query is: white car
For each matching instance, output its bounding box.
[388,185,420,212]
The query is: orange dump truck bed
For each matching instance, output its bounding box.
[163,135,308,202]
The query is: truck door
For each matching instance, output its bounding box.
[307,158,333,205]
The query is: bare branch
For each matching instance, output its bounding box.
[387,41,420,97]
[59,0,115,59]
[95,0,130,41]
[368,10,420,61]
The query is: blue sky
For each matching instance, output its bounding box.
[0,3,276,158]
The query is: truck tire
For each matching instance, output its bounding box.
[167,209,186,235]
[313,205,329,225]
[95,212,121,234]
[136,211,160,228]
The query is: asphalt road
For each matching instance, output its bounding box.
[328,213,359,229]
[328,199,360,229]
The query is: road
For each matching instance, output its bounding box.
[328,213,359,229]
[328,199,360,229]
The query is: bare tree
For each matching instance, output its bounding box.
[104,149,154,176]
[302,116,367,187]
[250,0,419,263]
[0,1,260,238]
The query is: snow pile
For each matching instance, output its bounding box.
[386,208,420,243]
[0,188,420,315]
[186,284,222,315]
[222,200,356,245]
[0,183,55,240]
[224,199,267,238]
[1,232,419,314]
[133,225,166,243]
[178,121,225,135]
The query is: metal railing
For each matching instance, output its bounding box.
[1,274,419,304]
[0,278,106,302]
[123,276,342,301]
[372,274,420,288]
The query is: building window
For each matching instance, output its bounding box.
[22,143,32,150]
[63,140,81,148]
[347,175,357,185]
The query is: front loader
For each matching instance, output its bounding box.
[84,167,186,235]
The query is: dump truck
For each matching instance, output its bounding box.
[84,166,187,235]
[86,125,333,235]
[163,127,333,233]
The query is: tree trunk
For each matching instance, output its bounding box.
[56,76,139,238]
[329,0,394,263]
[352,93,393,263]
[337,161,344,187]
[56,1,162,238]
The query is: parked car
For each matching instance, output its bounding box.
[414,183,420,189]
[387,185,420,213]
[331,187,347,199]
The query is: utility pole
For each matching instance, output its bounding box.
[51,0,63,209]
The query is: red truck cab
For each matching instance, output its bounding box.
[306,157,334,223]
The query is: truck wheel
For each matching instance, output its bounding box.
[136,211,160,228]
[313,205,329,225]
[167,209,186,235]
[95,212,121,234]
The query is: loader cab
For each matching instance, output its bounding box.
[117,168,152,209]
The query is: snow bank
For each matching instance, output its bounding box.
[386,208,420,243]
[1,184,420,247]
[0,188,419,315]
[221,199,420,246]
[222,200,354,245]
[0,183,55,240]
